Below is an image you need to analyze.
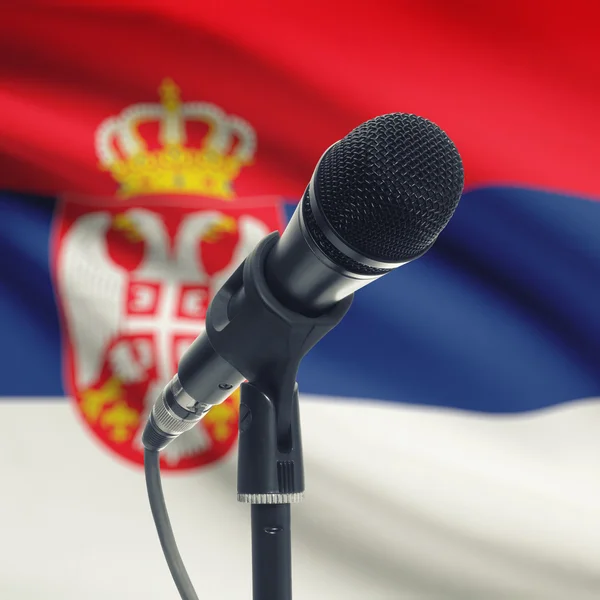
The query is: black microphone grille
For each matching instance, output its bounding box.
[312,113,464,267]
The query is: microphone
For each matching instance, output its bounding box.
[142,113,464,451]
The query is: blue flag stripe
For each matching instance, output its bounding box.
[1,187,599,410]
[0,193,63,396]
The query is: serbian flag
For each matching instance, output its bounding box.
[1,3,599,599]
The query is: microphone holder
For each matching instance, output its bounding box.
[205,233,352,599]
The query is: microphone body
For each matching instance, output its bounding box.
[142,113,464,450]
[265,187,390,317]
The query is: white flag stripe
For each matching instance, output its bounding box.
[1,397,600,599]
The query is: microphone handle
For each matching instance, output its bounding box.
[265,197,378,317]
[177,333,245,406]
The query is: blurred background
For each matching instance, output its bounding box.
[1,1,599,598]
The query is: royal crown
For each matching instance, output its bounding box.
[95,79,256,199]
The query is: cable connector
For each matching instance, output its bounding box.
[142,375,212,451]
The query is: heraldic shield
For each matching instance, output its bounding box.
[52,196,284,470]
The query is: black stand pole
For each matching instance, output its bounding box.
[237,381,304,600]
[251,504,292,600]
[202,233,352,599]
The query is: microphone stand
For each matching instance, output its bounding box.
[237,382,301,600]
[204,233,352,599]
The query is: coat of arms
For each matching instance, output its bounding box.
[52,80,283,470]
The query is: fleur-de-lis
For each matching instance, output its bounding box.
[203,390,240,442]
[81,376,140,443]
[81,377,123,423]
[100,402,140,443]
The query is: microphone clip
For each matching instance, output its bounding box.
[204,232,352,501]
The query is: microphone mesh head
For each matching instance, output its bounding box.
[312,113,464,267]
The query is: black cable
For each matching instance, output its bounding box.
[144,448,199,600]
